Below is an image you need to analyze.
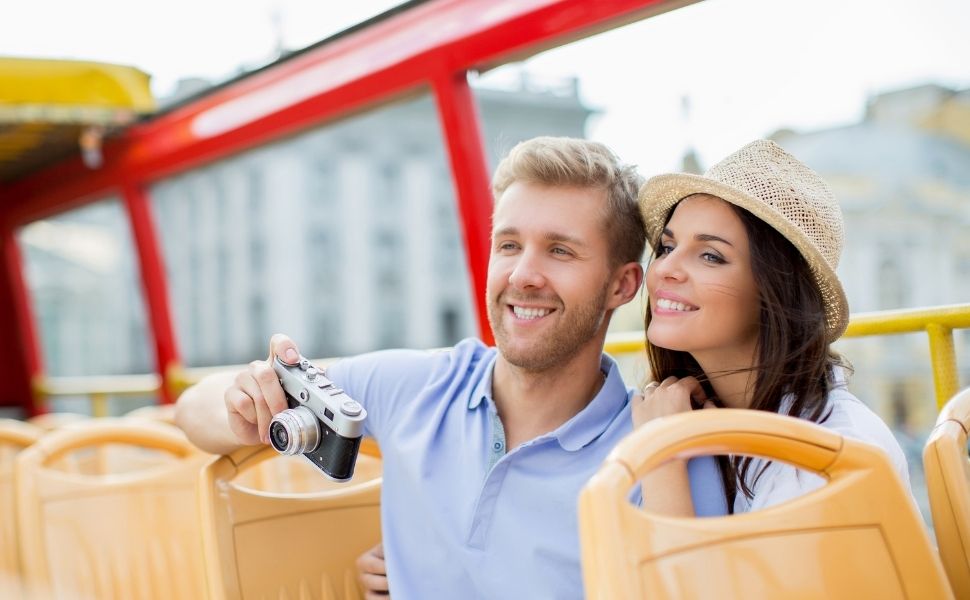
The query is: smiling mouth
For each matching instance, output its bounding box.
[511,305,553,320]
[656,298,698,312]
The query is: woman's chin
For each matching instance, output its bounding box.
[646,328,690,352]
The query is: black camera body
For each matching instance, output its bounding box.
[269,355,367,482]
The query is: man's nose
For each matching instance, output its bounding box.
[507,250,546,289]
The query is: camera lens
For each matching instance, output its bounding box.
[269,422,289,451]
[267,407,320,455]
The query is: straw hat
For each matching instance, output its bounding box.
[638,139,848,342]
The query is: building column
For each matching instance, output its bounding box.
[402,159,439,348]
[339,155,376,354]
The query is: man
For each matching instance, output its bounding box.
[176,137,725,599]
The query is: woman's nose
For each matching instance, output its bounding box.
[650,249,686,282]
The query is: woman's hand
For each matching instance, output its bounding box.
[631,376,716,517]
[632,375,714,429]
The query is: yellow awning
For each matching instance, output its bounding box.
[0,57,155,120]
[0,57,156,182]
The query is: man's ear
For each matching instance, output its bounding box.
[606,261,644,310]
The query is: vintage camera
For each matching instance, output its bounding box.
[268,354,367,482]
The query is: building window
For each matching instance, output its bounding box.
[878,256,907,309]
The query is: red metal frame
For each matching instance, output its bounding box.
[0,231,43,414]
[122,184,180,404]
[433,71,495,346]
[0,0,688,411]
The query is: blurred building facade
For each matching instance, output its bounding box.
[21,81,592,376]
[771,83,970,436]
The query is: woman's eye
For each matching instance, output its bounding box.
[701,252,726,264]
[655,243,674,257]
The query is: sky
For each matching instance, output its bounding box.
[2,0,969,175]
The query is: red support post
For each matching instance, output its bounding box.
[121,184,181,404]
[432,71,494,345]
[0,229,44,415]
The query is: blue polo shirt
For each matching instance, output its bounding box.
[326,338,726,599]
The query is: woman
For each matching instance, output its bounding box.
[633,139,910,514]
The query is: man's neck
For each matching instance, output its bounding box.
[491,342,607,451]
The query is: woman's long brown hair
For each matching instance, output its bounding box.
[644,200,848,504]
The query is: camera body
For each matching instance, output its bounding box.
[269,355,367,482]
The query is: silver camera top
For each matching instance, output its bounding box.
[273,355,366,438]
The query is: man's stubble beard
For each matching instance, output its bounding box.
[487,278,611,372]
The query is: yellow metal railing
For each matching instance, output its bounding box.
[842,304,970,410]
[32,303,970,415]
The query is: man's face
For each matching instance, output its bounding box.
[486,181,616,372]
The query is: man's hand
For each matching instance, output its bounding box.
[224,333,301,445]
[357,542,390,599]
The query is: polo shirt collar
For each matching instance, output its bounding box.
[468,352,498,410]
[468,352,628,452]
[553,353,627,451]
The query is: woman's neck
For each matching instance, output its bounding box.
[692,349,758,409]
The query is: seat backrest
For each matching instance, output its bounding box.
[125,404,177,426]
[25,412,88,431]
[924,387,970,598]
[15,418,210,600]
[199,444,382,599]
[0,420,42,599]
[579,409,953,600]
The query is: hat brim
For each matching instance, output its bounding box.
[638,173,849,342]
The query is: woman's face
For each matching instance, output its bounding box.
[645,194,761,366]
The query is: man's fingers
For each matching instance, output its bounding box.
[359,573,390,593]
[357,544,386,574]
[357,542,389,598]
[252,361,288,415]
[269,333,300,365]
[224,383,260,445]
[225,384,257,424]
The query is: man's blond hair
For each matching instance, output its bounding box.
[491,136,646,265]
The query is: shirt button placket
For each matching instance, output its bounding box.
[468,460,509,549]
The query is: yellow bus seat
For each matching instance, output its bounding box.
[199,444,382,599]
[25,413,98,473]
[25,412,89,431]
[15,418,210,599]
[0,420,42,599]
[579,409,953,600]
[924,387,970,598]
[236,438,381,494]
[125,403,177,425]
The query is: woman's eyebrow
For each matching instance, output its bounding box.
[661,228,735,248]
[696,233,735,247]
